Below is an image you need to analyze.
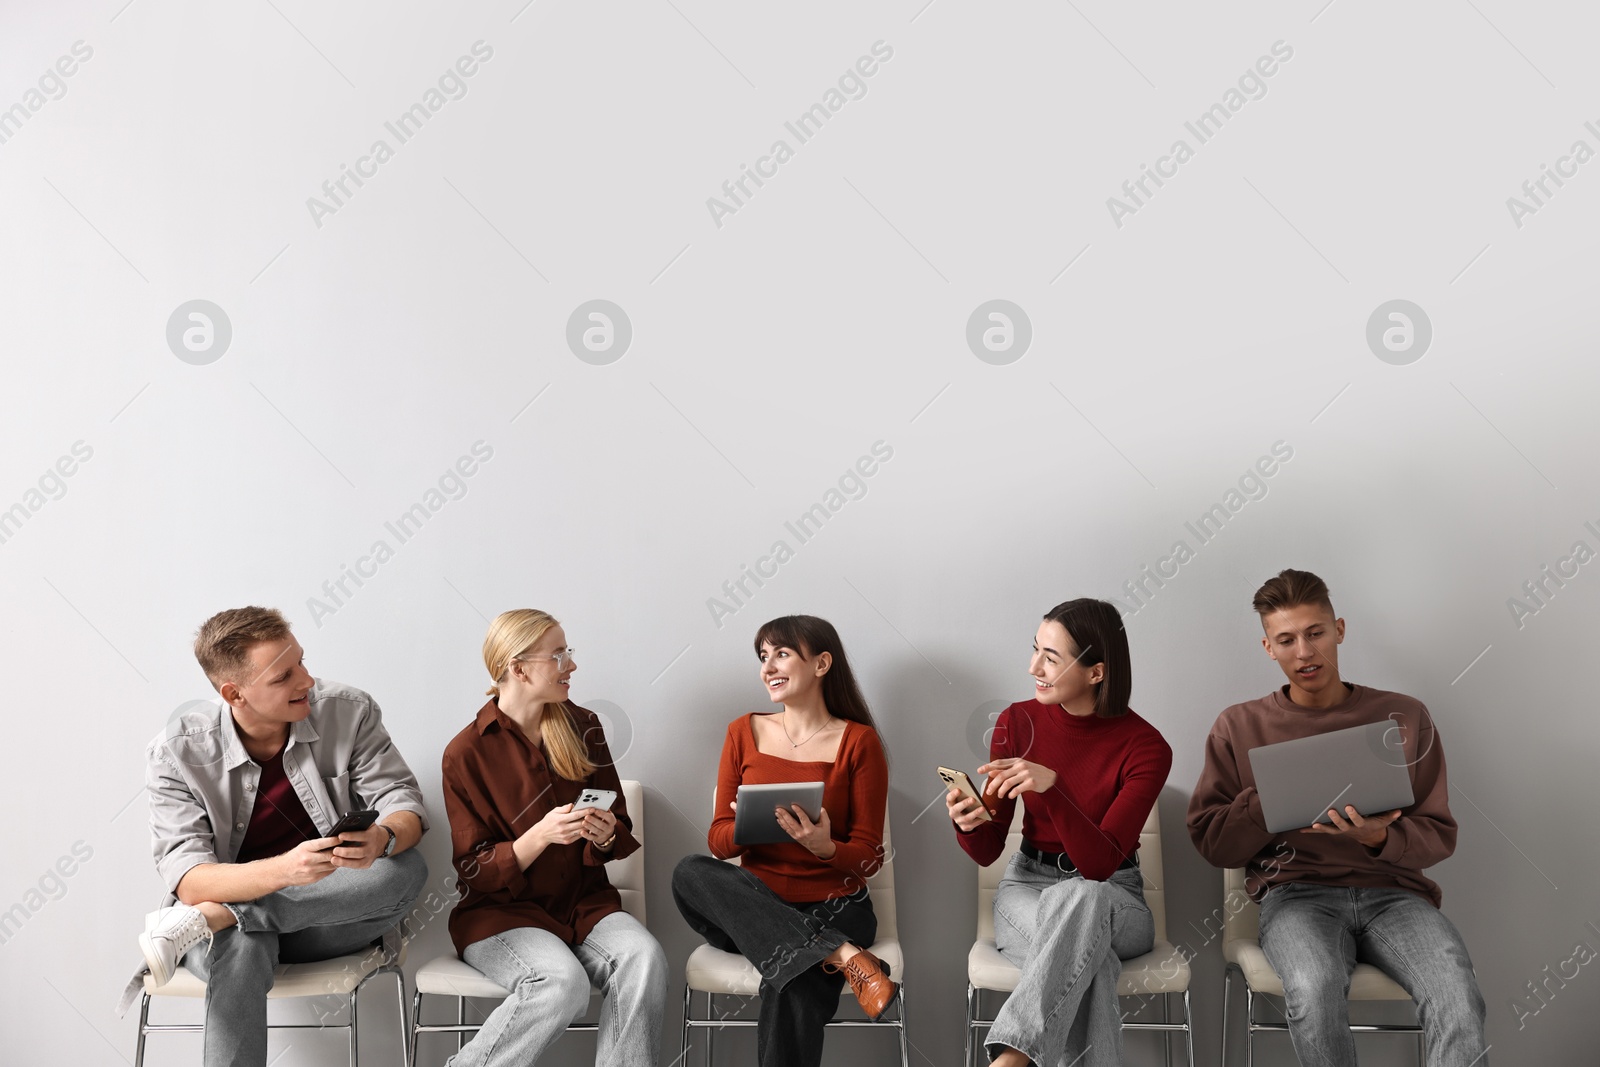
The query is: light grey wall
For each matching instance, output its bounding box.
[2,2,1597,1065]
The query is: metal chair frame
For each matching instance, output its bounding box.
[1219,863,1426,1067]
[408,780,648,1066]
[409,985,611,1065]
[678,787,909,1067]
[680,983,910,1067]
[963,806,1195,1067]
[966,985,1194,1067]
[1221,960,1425,1066]
[133,961,406,1067]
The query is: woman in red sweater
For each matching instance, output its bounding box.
[946,599,1172,1067]
[671,615,895,1067]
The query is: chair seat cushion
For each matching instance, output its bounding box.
[1224,939,1413,1000]
[685,939,904,997]
[967,939,1191,996]
[145,950,389,999]
[414,955,514,998]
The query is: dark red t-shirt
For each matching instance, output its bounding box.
[236,744,322,863]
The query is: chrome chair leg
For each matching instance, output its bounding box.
[1162,990,1172,1067]
[1221,967,1232,1067]
[1244,984,1255,1067]
[896,985,910,1067]
[679,982,693,1067]
[704,991,715,1067]
[409,987,423,1067]
[964,985,977,1067]
[1182,988,1196,1067]
[389,969,407,1067]
[134,992,150,1067]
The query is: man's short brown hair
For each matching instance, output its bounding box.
[194,606,292,689]
[1251,568,1335,620]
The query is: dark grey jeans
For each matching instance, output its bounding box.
[671,854,877,1067]
[181,849,427,1067]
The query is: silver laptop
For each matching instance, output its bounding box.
[733,782,825,845]
[1248,721,1415,834]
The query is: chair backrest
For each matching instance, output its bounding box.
[612,780,646,924]
[709,784,898,941]
[1221,867,1260,949]
[976,805,1166,943]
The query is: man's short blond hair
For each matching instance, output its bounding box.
[194,606,292,689]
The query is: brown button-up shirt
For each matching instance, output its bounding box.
[442,699,639,955]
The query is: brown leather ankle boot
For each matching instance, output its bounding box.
[823,948,897,1021]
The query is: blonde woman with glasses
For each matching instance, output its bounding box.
[440,609,667,1066]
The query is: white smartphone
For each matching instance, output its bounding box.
[571,788,617,813]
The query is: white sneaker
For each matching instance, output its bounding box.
[138,905,213,986]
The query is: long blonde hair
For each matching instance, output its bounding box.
[482,609,596,782]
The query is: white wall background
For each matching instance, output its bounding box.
[2,1,1598,1064]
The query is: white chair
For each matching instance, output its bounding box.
[679,788,909,1067]
[407,780,647,1066]
[1221,866,1424,1066]
[965,806,1193,1067]
[132,936,406,1067]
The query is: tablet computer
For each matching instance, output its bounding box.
[733,782,826,846]
[1248,720,1415,834]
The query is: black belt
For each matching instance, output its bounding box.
[1020,839,1138,874]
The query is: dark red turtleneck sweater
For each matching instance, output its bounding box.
[955,699,1171,881]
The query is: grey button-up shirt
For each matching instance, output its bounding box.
[146,678,430,895]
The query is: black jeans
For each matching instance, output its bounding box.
[671,854,878,1067]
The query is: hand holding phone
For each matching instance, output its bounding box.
[317,809,379,851]
[571,789,619,847]
[938,767,994,824]
[571,788,617,813]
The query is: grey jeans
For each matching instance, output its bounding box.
[449,911,668,1067]
[988,852,1154,1066]
[181,848,428,1067]
[1258,882,1487,1067]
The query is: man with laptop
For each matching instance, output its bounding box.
[1187,569,1487,1065]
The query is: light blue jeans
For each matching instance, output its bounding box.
[450,911,668,1067]
[988,852,1154,1066]
[1258,882,1487,1067]
[182,848,428,1067]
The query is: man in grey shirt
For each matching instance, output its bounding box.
[122,606,429,1067]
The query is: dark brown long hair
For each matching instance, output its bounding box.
[1042,598,1132,718]
[752,615,883,746]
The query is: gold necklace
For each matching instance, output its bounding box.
[781,713,835,748]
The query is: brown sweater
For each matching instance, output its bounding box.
[708,715,887,902]
[1186,683,1456,907]
[442,700,640,954]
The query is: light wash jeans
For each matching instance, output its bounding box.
[181,848,428,1067]
[987,851,1154,1066]
[1258,882,1487,1067]
[449,911,668,1067]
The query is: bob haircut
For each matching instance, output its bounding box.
[1041,598,1132,718]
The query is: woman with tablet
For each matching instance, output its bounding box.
[440,609,668,1066]
[671,615,893,1067]
[946,599,1172,1067]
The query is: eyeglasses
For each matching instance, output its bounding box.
[514,648,575,672]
